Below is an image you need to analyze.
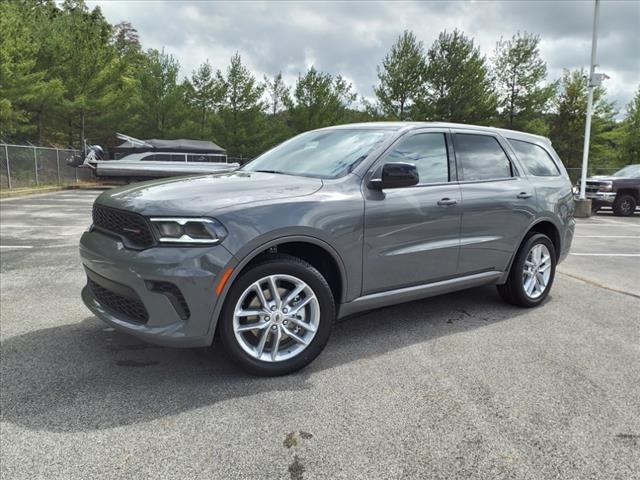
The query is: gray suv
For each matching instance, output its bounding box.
[80,122,575,375]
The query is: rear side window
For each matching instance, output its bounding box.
[455,134,512,181]
[386,133,449,184]
[508,139,560,176]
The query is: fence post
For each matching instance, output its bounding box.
[56,149,61,185]
[4,144,11,190]
[33,146,39,186]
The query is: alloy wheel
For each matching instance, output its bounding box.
[232,274,320,362]
[522,244,552,299]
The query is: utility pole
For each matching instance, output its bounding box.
[575,0,609,217]
[579,0,600,200]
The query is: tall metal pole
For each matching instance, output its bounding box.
[579,0,600,200]
[56,148,61,185]
[5,144,11,190]
[33,145,39,186]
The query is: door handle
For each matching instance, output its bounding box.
[437,198,457,206]
[517,192,532,199]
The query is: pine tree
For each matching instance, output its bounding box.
[620,86,640,164]
[548,69,617,174]
[188,61,225,138]
[289,67,356,133]
[493,32,556,133]
[216,53,266,157]
[421,29,497,124]
[374,30,427,120]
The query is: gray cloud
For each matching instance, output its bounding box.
[90,0,640,115]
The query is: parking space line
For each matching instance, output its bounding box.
[0,244,77,250]
[570,253,640,257]
[1,225,86,228]
[574,235,640,238]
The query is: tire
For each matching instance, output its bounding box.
[613,194,636,217]
[497,233,557,308]
[218,254,335,376]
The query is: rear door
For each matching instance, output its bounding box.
[453,130,537,275]
[362,129,462,294]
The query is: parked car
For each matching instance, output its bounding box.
[79,122,575,376]
[576,164,640,216]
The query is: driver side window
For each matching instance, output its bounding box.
[386,133,449,185]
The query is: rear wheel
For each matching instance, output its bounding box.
[218,254,335,376]
[497,233,556,308]
[613,194,636,217]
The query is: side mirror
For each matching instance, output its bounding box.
[368,162,419,190]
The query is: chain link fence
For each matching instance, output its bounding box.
[0,144,98,190]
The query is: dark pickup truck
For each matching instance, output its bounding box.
[577,164,640,216]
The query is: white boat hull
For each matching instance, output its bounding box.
[90,160,240,178]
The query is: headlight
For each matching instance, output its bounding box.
[598,181,613,192]
[149,217,227,245]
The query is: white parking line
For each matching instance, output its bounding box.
[570,253,640,257]
[575,235,640,238]
[0,244,77,250]
[0,225,86,228]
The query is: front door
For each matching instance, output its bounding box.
[362,130,462,294]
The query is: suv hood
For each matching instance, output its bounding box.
[96,171,323,216]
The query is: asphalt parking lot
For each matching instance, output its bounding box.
[1,189,638,480]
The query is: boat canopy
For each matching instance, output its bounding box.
[114,134,225,159]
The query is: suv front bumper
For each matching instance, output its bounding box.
[79,229,235,347]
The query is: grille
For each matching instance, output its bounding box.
[147,281,191,320]
[93,205,154,248]
[88,277,149,324]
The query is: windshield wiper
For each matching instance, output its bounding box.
[253,169,286,174]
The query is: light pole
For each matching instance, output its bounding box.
[579,0,608,202]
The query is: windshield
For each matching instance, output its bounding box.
[612,164,640,178]
[242,128,394,179]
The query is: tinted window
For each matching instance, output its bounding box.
[188,154,210,162]
[141,154,156,161]
[456,134,512,181]
[386,133,449,184]
[509,139,559,176]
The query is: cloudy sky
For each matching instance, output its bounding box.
[89,0,639,114]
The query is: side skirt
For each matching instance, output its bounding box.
[338,271,503,319]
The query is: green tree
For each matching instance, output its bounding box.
[289,66,356,133]
[262,72,292,148]
[421,29,497,123]
[264,72,291,116]
[50,1,122,147]
[549,69,617,174]
[187,60,225,139]
[620,86,640,164]
[374,30,427,120]
[136,48,186,138]
[216,53,266,157]
[493,32,556,133]
[0,1,64,142]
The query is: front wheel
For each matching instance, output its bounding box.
[497,233,556,308]
[613,194,636,217]
[218,254,335,376]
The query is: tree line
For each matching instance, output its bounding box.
[1,0,638,172]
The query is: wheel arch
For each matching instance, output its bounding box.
[499,218,562,284]
[206,235,348,342]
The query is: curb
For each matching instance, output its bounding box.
[0,184,112,199]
